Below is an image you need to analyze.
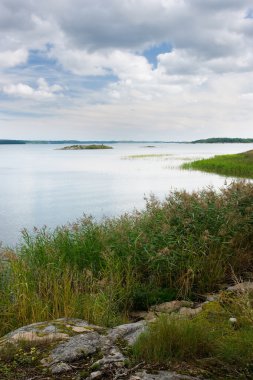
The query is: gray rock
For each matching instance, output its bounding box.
[227,282,253,292]
[49,332,102,363]
[51,362,72,374]
[151,301,193,314]
[179,306,202,317]
[108,321,146,345]
[43,325,57,333]
[0,318,102,346]
[94,346,125,367]
[2,318,201,380]
[89,371,103,379]
[204,293,219,302]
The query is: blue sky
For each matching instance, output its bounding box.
[0,0,253,140]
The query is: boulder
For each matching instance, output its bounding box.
[227,282,253,292]
[151,300,194,314]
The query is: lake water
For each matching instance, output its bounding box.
[0,142,252,246]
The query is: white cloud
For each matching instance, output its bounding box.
[0,0,253,139]
[0,48,28,68]
[2,78,63,99]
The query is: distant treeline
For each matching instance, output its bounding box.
[0,139,26,144]
[0,139,118,145]
[1,138,252,145]
[0,140,185,145]
[192,137,253,143]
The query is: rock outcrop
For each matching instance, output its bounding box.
[0,317,200,379]
[3,283,247,380]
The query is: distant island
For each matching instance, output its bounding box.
[192,137,253,143]
[59,144,113,150]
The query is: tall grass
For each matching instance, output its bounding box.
[133,313,253,371]
[182,150,253,179]
[133,315,214,363]
[0,182,253,336]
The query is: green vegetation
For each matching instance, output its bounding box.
[192,137,253,143]
[133,292,253,378]
[0,341,47,379]
[123,153,171,159]
[0,339,99,379]
[0,182,252,338]
[59,144,113,150]
[182,150,253,179]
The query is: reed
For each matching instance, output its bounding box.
[0,182,252,336]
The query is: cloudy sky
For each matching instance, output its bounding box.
[0,0,253,140]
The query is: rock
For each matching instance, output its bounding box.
[10,331,69,343]
[42,325,57,333]
[0,322,69,346]
[151,301,193,314]
[179,306,202,317]
[130,311,156,322]
[89,371,103,379]
[1,317,202,380]
[0,318,104,348]
[108,321,146,345]
[204,293,219,302]
[70,326,92,333]
[48,332,102,364]
[227,282,253,292]
[94,346,125,367]
[62,318,103,330]
[51,362,72,374]
[131,370,199,379]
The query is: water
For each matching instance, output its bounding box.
[0,142,252,246]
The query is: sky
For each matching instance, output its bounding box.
[0,0,253,141]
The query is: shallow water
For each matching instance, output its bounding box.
[0,142,252,246]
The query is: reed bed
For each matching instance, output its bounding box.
[0,181,252,337]
[182,150,253,179]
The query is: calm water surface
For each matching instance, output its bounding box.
[0,143,252,246]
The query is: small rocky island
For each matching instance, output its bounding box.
[59,144,113,150]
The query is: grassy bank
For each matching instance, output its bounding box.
[0,182,253,337]
[133,291,253,378]
[182,150,253,178]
